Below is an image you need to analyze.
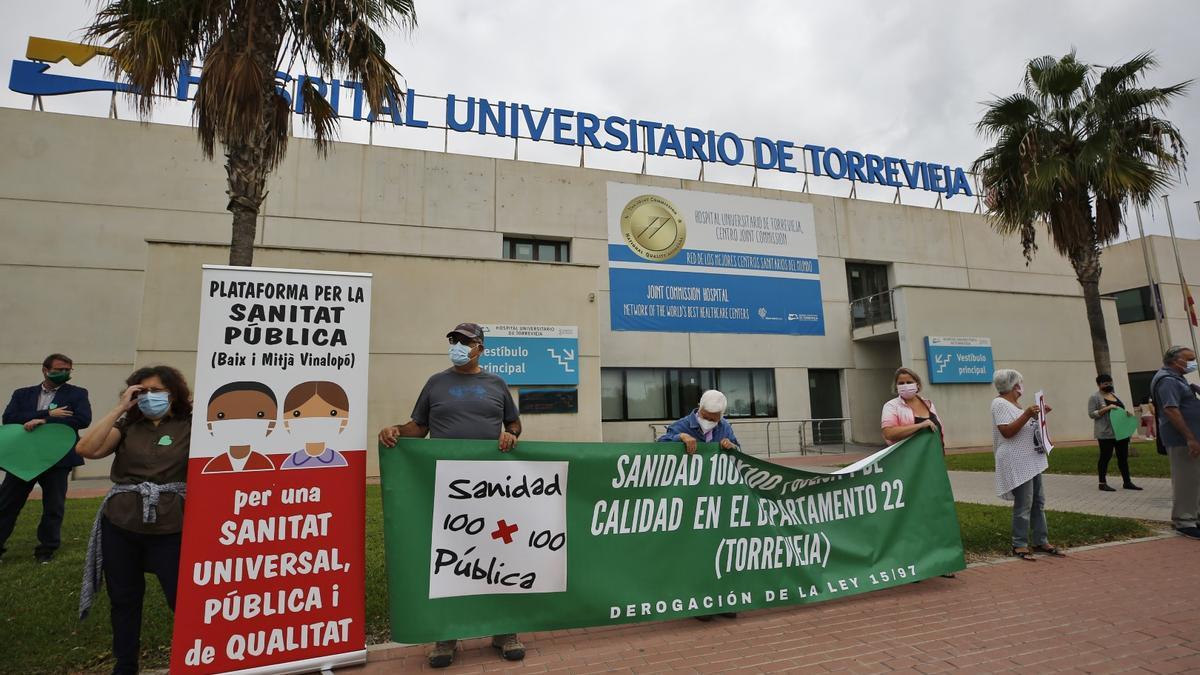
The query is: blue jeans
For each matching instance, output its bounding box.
[1010,474,1048,548]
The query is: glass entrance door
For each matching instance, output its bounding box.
[808,369,844,444]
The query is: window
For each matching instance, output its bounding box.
[518,388,579,414]
[600,368,777,421]
[503,237,570,262]
[601,370,625,421]
[847,262,892,328]
[1112,286,1155,324]
[1127,370,1157,406]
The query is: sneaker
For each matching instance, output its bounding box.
[1176,527,1200,540]
[428,640,457,668]
[1098,484,1116,492]
[1123,483,1143,491]
[34,551,53,564]
[491,634,525,661]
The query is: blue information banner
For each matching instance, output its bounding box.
[481,325,579,386]
[607,183,824,335]
[925,336,994,384]
[610,267,825,335]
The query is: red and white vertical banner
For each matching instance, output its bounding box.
[170,265,371,675]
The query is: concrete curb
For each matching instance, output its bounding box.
[965,530,1178,568]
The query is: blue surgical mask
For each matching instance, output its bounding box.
[449,343,473,367]
[138,391,171,418]
[1186,360,1198,374]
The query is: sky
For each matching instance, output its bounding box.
[3,0,1198,240]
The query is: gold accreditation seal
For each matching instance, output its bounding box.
[619,194,687,261]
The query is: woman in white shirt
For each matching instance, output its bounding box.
[991,369,1065,561]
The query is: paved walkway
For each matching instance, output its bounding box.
[946,471,1174,522]
[346,535,1199,674]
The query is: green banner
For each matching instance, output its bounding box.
[379,429,963,643]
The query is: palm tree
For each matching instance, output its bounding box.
[973,52,1189,375]
[86,0,416,266]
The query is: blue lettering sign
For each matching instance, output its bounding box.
[7,36,973,197]
[924,337,995,384]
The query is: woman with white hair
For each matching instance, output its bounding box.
[657,389,741,621]
[657,389,740,455]
[991,369,1064,561]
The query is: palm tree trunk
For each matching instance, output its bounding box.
[1071,245,1112,375]
[221,10,283,268]
[225,142,266,267]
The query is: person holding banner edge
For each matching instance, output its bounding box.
[657,389,740,621]
[75,365,193,675]
[1150,345,1200,540]
[0,353,91,564]
[991,369,1065,561]
[880,367,943,447]
[378,322,526,667]
[1087,373,1141,492]
[880,367,956,579]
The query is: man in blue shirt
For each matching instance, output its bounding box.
[0,353,92,562]
[657,389,741,620]
[1150,345,1200,539]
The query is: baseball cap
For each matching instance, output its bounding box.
[446,322,485,343]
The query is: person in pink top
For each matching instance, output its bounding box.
[880,367,955,579]
[880,367,943,448]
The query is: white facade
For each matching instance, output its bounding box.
[3,107,1179,480]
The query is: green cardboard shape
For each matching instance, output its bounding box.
[1109,409,1139,441]
[0,423,77,481]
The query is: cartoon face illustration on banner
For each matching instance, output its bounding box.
[202,382,278,474]
[280,381,350,470]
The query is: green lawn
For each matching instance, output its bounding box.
[944,441,1171,478]
[0,487,1155,674]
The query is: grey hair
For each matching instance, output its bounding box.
[992,369,1023,395]
[1164,345,1192,364]
[698,389,728,413]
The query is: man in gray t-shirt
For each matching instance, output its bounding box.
[1150,345,1200,539]
[378,321,524,668]
[410,368,518,440]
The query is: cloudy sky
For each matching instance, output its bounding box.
[3,0,1198,239]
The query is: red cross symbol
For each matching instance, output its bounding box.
[491,519,519,545]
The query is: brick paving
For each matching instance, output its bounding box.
[346,535,1199,674]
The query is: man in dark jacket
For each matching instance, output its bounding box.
[0,353,92,562]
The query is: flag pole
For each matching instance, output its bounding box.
[1163,196,1199,354]
[1134,203,1168,354]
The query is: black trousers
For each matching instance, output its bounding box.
[102,517,182,674]
[0,464,71,556]
[1098,437,1132,484]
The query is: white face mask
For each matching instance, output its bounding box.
[208,418,274,448]
[287,417,346,445]
[697,416,718,433]
[1185,359,1198,374]
[897,383,919,400]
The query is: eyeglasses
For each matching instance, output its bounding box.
[447,335,479,346]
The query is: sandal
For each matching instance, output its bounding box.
[1031,544,1066,557]
[1011,547,1036,561]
